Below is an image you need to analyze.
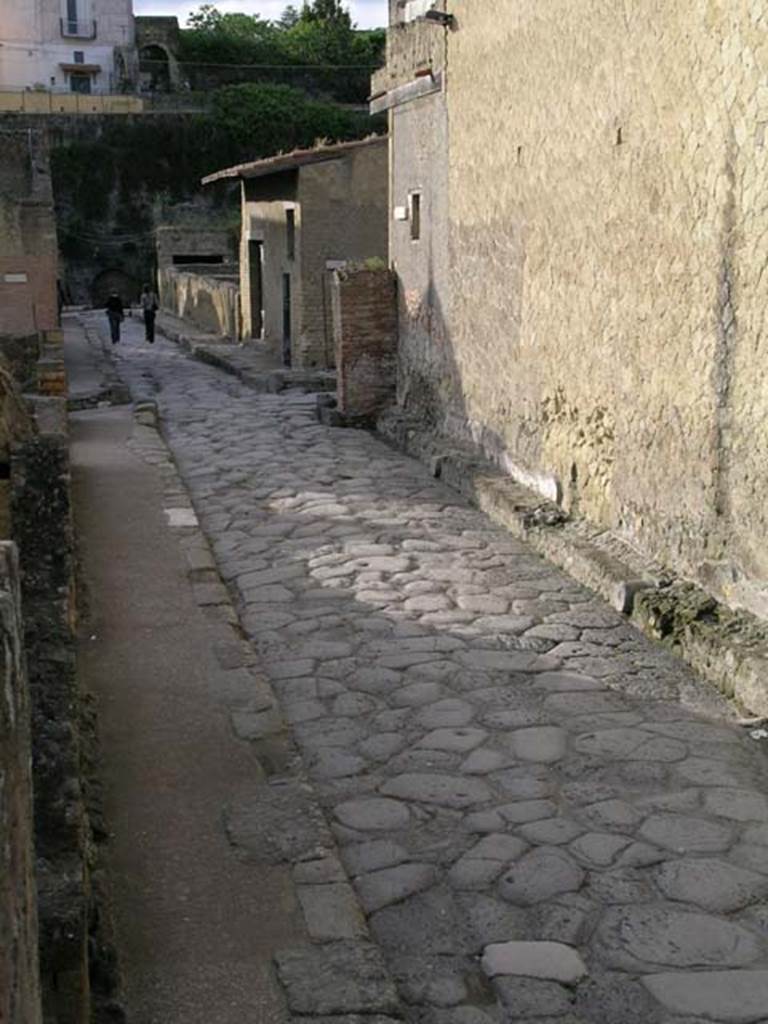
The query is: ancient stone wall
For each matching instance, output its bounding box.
[297,141,389,368]
[388,0,768,619]
[11,420,90,1024]
[0,127,59,339]
[158,265,240,339]
[332,267,397,420]
[0,542,43,1024]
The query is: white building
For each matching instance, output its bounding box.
[0,0,136,94]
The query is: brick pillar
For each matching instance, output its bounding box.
[332,267,397,422]
[0,542,43,1024]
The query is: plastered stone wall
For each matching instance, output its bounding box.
[0,128,59,339]
[158,265,240,339]
[297,141,389,368]
[390,0,768,619]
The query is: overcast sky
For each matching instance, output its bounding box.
[133,0,388,29]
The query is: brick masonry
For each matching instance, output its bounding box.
[0,542,43,1024]
[332,267,397,420]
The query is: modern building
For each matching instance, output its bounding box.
[203,136,388,369]
[374,0,768,621]
[0,0,136,94]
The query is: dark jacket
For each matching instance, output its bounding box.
[106,295,124,316]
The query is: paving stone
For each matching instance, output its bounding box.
[655,858,768,912]
[580,799,643,831]
[355,863,438,913]
[354,667,402,694]
[335,797,411,831]
[297,882,368,940]
[639,813,733,853]
[499,847,585,905]
[268,658,316,680]
[675,757,754,788]
[702,787,768,822]
[467,834,529,861]
[494,775,553,801]
[359,733,407,762]
[595,905,763,971]
[461,748,511,773]
[416,699,475,728]
[341,839,410,877]
[494,976,576,1017]
[499,800,557,825]
[381,773,492,809]
[274,942,400,1016]
[293,855,346,884]
[448,858,509,890]
[310,749,368,779]
[511,726,568,763]
[642,970,768,1022]
[533,671,604,692]
[569,833,632,867]
[418,728,489,753]
[536,898,592,945]
[482,941,588,984]
[575,728,688,762]
[519,818,584,846]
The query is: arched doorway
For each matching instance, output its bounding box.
[139,45,171,92]
[90,269,140,307]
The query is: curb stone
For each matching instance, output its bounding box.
[377,413,768,718]
[122,392,407,1021]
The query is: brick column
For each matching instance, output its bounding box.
[331,267,397,422]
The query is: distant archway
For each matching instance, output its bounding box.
[90,268,140,307]
[139,44,171,92]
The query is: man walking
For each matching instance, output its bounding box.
[105,290,124,344]
[140,283,159,344]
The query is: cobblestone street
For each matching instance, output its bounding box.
[99,314,768,1024]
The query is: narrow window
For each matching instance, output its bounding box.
[67,0,79,33]
[286,208,296,261]
[410,192,421,242]
[73,51,84,64]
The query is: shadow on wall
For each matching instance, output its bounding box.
[90,269,141,307]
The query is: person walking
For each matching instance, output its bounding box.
[105,290,124,344]
[140,283,159,344]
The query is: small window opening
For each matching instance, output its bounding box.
[171,254,224,266]
[616,126,624,146]
[73,51,84,64]
[286,208,296,261]
[410,192,421,242]
[516,146,523,166]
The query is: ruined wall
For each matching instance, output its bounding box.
[0,127,59,338]
[297,140,388,368]
[11,423,90,1024]
[158,265,240,338]
[0,542,43,1024]
[390,0,768,618]
[332,267,397,420]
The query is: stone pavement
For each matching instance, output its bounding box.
[90,312,768,1024]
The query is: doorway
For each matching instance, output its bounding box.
[248,240,264,339]
[282,273,291,367]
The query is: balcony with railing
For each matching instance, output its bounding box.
[60,18,97,40]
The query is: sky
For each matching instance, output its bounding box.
[133,0,389,30]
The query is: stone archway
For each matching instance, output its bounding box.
[139,44,172,92]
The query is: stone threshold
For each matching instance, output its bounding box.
[378,410,768,719]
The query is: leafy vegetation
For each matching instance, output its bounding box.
[178,0,385,104]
